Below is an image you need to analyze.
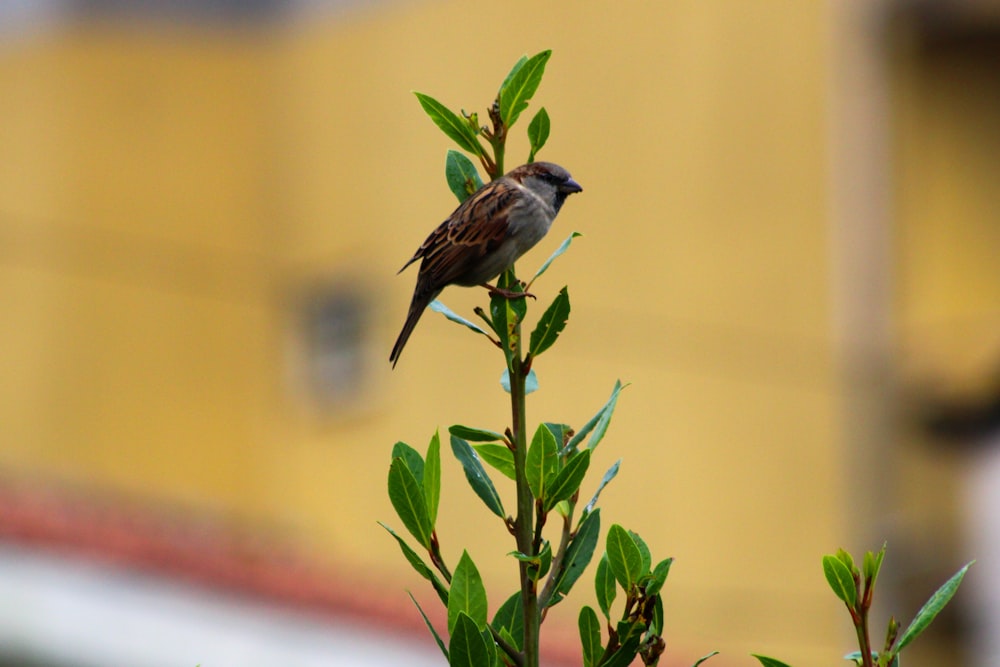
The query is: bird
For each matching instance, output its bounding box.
[390,161,582,367]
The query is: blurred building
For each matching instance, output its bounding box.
[1,1,998,665]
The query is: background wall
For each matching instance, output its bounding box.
[1,1,995,665]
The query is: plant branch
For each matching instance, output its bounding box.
[532,502,547,554]
[488,99,506,177]
[489,624,525,667]
[510,305,540,667]
[538,507,574,613]
[856,607,873,667]
[478,152,497,182]
[429,532,452,583]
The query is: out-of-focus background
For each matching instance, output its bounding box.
[1,0,998,665]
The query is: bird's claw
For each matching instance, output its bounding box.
[485,283,536,300]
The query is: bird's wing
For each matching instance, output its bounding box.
[416,178,519,286]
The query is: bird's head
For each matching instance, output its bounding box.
[509,161,582,214]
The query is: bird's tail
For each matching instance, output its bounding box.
[389,289,438,368]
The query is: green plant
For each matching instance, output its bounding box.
[753,545,972,667]
[382,50,972,667]
[382,51,675,667]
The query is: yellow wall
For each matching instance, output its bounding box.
[272,3,842,662]
[0,26,281,520]
[10,2,989,664]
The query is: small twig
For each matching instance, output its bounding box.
[488,98,507,177]
[428,532,452,583]
[538,508,574,612]
[857,607,874,667]
[522,353,534,376]
[489,624,525,667]
[532,501,547,554]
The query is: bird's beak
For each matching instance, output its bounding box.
[562,178,583,194]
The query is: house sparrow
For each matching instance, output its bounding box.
[390,161,582,367]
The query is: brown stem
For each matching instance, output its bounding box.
[510,322,539,667]
[489,625,525,667]
[855,605,873,667]
[538,509,574,612]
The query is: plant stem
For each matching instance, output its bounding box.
[429,533,452,582]
[489,625,525,667]
[538,509,573,612]
[510,319,539,667]
[494,140,505,179]
[856,608,874,667]
[488,99,506,177]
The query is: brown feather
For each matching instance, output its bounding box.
[390,162,581,367]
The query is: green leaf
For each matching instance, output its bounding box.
[692,651,721,667]
[543,422,572,448]
[387,457,433,549]
[391,441,424,484]
[449,424,505,442]
[490,270,527,366]
[472,442,516,480]
[881,617,899,666]
[651,593,664,635]
[414,92,484,156]
[864,542,887,593]
[554,500,572,517]
[617,617,646,648]
[527,107,550,163]
[606,524,644,590]
[646,557,674,597]
[423,431,441,527]
[823,553,858,607]
[863,551,876,582]
[499,55,528,93]
[499,49,551,127]
[844,651,874,666]
[408,592,448,662]
[544,449,591,512]
[584,459,621,514]
[445,149,484,202]
[553,508,601,602]
[895,561,973,652]
[378,522,448,605]
[751,655,793,667]
[499,628,518,657]
[586,381,623,450]
[450,435,505,518]
[595,553,616,619]
[578,606,602,667]
[501,368,539,395]
[530,231,582,285]
[529,287,570,358]
[448,551,489,634]
[601,632,642,667]
[863,547,877,582]
[629,529,652,577]
[836,548,857,574]
[448,612,490,667]
[482,626,498,667]
[513,541,553,581]
[877,652,900,667]
[565,380,625,452]
[539,541,553,581]
[429,299,494,338]
[526,423,559,501]
[492,592,524,651]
